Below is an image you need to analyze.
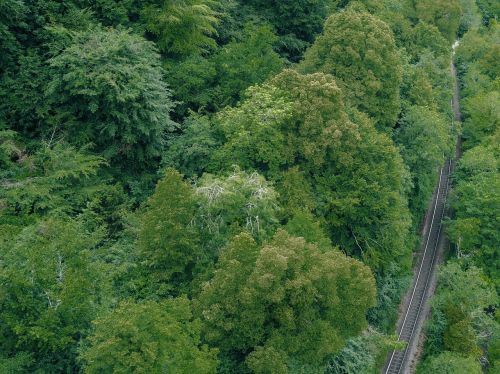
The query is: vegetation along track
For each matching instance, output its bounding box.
[384,159,452,374]
[384,42,462,374]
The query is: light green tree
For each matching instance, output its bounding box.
[418,352,482,374]
[195,230,376,372]
[0,218,105,372]
[299,10,402,129]
[137,168,200,295]
[395,106,454,217]
[462,91,499,148]
[81,298,218,373]
[448,138,500,286]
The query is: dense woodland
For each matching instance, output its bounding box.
[0,0,497,373]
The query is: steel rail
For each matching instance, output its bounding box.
[384,159,452,374]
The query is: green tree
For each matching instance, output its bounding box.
[462,91,499,148]
[0,50,50,136]
[211,23,284,109]
[455,25,498,81]
[46,28,175,169]
[162,114,222,177]
[448,140,500,286]
[81,298,218,373]
[164,22,283,117]
[0,141,106,223]
[164,55,217,117]
[194,167,280,255]
[437,263,497,317]
[214,70,412,272]
[276,167,316,218]
[0,0,25,74]
[299,10,402,129]
[326,329,402,374]
[142,0,220,58]
[195,230,376,372]
[284,210,332,251]
[78,0,135,27]
[476,0,500,24]
[0,218,104,372]
[137,168,200,295]
[444,319,480,356]
[457,0,481,35]
[242,0,333,60]
[395,106,454,218]
[401,62,439,110]
[414,0,462,42]
[423,262,498,357]
[412,50,454,115]
[409,21,450,60]
[342,0,416,51]
[0,127,19,173]
[418,352,482,374]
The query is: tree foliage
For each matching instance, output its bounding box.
[136,168,200,295]
[395,106,454,217]
[242,0,333,60]
[214,69,411,272]
[81,298,218,373]
[142,0,220,58]
[1,0,492,372]
[414,0,462,42]
[195,167,280,249]
[195,230,376,372]
[422,263,498,368]
[299,10,402,129]
[447,140,500,286]
[46,27,176,169]
[418,352,482,374]
[326,329,402,374]
[164,22,283,117]
[0,141,106,222]
[0,219,104,372]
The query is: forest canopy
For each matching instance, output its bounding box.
[0,0,498,373]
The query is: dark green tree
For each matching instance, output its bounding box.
[210,23,284,109]
[476,0,500,24]
[242,0,333,60]
[0,0,26,74]
[142,0,220,58]
[46,27,176,169]
[162,114,222,178]
[164,22,283,116]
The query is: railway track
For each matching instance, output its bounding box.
[384,158,453,374]
[383,41,462,374]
